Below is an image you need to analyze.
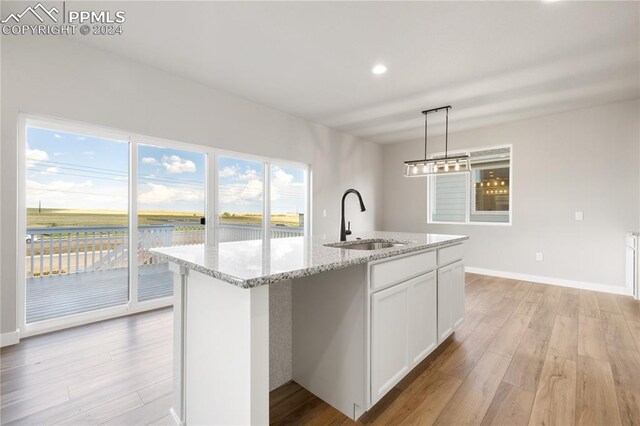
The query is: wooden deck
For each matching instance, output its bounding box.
[26,263,173,323]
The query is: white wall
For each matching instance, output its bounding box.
[382,99,640,292]
[0,36,383,336]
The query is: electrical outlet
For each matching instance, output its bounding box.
[322,209,327,218]
[536,252,543,262]
[575,211,583,221]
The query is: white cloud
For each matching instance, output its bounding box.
[83,151,96,156]
[139,182,204,205]
[27,179,93,192]
[142,157,157,165]
[219,168,263,206]
[236,168,260,182]
[26,147,49,164]
[270,167,304,208]
[41,166,59,175]
[161,155,196,174]
[26,179,126,210]
[272,167,294,187]
[53,152,64,157]
[219,181,263,206]
[53,134,61,139]
[219,166,238,178]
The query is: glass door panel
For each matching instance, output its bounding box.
[137,144,207,302]
[270,164,306,238]
[25,126,129,323]
[217,156,264,242]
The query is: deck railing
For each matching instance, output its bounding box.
[26,223,304,277]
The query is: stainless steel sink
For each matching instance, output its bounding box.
[341,242,405,250]
[324,239,409,250]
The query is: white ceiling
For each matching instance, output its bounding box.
[67,1,640,143]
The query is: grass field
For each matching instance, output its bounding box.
[27,208,303,228]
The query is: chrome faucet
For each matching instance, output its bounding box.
[340,189,366,241]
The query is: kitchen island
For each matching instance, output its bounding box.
[152,231,467,425]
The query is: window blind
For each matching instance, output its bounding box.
[431,174,467,222]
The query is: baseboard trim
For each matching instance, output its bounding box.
[0,329,20,347]
[465,267,631,296]
[169,408,183,426]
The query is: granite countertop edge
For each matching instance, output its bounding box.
[152,235,468,289]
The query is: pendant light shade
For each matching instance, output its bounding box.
[403,106,470,177]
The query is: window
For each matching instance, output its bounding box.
[428,146,511,225]
[20,114,311,337]
[217,156,308,242]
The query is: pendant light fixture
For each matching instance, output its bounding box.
[403,105,471,177]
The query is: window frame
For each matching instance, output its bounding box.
[427,144,512,226]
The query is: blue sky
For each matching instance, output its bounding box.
[26,127,205,212]
[26,127,305,214]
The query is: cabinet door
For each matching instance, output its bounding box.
[437,265,454,343]
[437,261,465,344]
[371,282,410,405]
[408,272,438,367]
[450,261,465,329]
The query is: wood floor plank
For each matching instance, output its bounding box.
[503,280,532,301]
[100,394,171,426]
[0,386,69,424]
[617,296,640,323]
[513,294,542,318]
[557,292,579,319]
[606,346,640,426]
[54,392,144,425]
[481,382,535,426]
[548,315,578,361]
[626,320,640,352]
[576,355,622,426]
[528,297,559,337]
[488,314,532,357]
[438,323,501,379]
[381,369,462,425]
[528,351,577,426]
[601,311,638,351]
[482,296,519,328]
[579,291,601,319]
[434,351,512,425]
[597,292,623,314]
[502,328,549,392]
[578,315,609,362]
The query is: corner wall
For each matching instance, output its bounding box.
[382,99,640,293]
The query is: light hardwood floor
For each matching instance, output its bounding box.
[2,274,640,425]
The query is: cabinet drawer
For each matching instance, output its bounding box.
[438,244,463,266]
[370,251,436,291]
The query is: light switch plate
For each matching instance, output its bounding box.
[575,211,583,221]
[536,252,543,262]
[322,209,327,218]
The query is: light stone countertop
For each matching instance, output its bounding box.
[150,231,468,289]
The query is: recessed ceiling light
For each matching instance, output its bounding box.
[371,64,388,75]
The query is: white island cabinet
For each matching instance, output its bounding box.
[152,232,467,425]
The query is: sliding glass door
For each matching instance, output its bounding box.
[136,144,207,302]
[217,155,264,242]
[24,125,130,324]
[21,117,210,334]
